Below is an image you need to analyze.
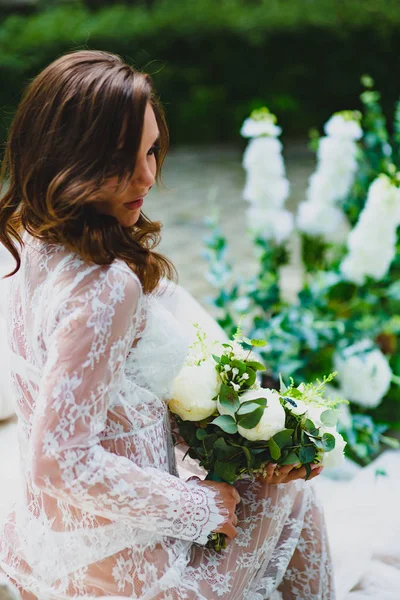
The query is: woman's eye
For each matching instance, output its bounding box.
[148,144,160,156]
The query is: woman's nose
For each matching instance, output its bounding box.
[133,157,155,188]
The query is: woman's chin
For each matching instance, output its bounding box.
[118,210,141,228]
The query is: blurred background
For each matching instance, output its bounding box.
[1,0,400,143]
[0,0,399,298]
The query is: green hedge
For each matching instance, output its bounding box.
[1,0,400,144]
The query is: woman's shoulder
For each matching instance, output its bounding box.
[22,230,142,297]
[108,259,143,291]
[63,259,143,307]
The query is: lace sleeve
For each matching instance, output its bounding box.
[29,263,229,545]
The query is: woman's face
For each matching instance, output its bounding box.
[94,103,160,227]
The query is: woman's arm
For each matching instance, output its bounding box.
[30,264,229,545]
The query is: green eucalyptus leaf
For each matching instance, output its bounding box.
[237,398,267,416]
[245,361,266,372]
[305,419,320,436]
[237,406,265,429]
[203,434,219,450]
[211,415,238,434]
[231,359,247,375]
[196,429,207,440]
[299,445,317,463]
[213,438,242,460]
[243,368,257,387]
[311,437,325,450]
[272,428,294,449]
[305,419,316,430]
[214,459,240,484]
[269,438,281,461]
[236,401,262,415]
[321,433,336,452]
[304,462,313,481]
[219,383,239,402]
[320,410,338,428]
[219,384,240,416]
[280,451,299,465]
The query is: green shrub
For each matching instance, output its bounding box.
[1,0,400,145]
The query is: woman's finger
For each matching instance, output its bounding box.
[284,465,307,481]
[307,466,324,480]
[265,463,276,482]
[287,465,324,482]
[233,489,241,504]
[272,463,293,482]
[224,521,238,539]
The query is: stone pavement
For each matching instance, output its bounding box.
[147,140,315,306]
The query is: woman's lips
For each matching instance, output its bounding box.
[124,198,143,210]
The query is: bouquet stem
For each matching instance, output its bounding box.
[205,470,229,551]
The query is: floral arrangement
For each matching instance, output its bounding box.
[340,173,400,284]
[241,107,294,245]
[297,110,362,244]
[169,326,346,550]
[203,76,400,466]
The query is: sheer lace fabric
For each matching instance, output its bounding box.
[0,232,335,599]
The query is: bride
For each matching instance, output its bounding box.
[0,49,334,599]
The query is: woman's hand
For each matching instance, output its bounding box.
[257,462,324,484]
[187,477,241,539]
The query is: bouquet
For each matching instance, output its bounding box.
[169,326,347,550]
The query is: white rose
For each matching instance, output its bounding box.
[236,388,286,441]
[319,428,347,468]
[170,358,221,421]
[241,118,282,138]
[334,341,392,408]
[305,404,327,427]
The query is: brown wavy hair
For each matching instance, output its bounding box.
[0,49,176,294]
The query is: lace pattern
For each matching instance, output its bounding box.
[0,231,335,599]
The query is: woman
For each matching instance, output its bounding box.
[0,50,334,599]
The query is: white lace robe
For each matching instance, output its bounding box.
[0,232,335,599]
